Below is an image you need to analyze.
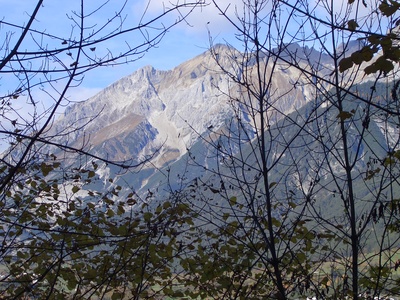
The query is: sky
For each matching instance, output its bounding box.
[0,0,384,152]
[0,0,379,104]
[0,0,245,103]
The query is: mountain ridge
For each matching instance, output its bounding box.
[46,42,384,194]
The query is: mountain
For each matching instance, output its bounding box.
[50,44,320,166]
[45,43,392,198]
[54,46,231,167]
[3,40,399,300]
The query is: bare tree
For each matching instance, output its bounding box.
[0,0,202,192]
[0,0,203,298]
[2,0,399,298]
[172,0,400,299]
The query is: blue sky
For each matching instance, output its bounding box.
[0,0,380,152]
[0,0,244,103]
[0,0,374,104]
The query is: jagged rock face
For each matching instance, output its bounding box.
[42,43,399,198]
[50,44,332,167]
[51,49,227,165]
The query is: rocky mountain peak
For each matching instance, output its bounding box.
[50,44,331,168]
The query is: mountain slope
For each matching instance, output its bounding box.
[50,44,320,170]
[45,43,396,199]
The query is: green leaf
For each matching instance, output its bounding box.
[229,196,237,206]
[351,51,365,65]
[172,291,185,297]
[40,162,52,176]
[106,209,115,218]
[339,56,354,72]
[360,46,374,62]
[30,180,37,189]
[228,238,237,245]
[117,205,125,215]
[111,291,124,300]
[143,212,153,222]
[17,251,26,259]
[186,217,194,226]
[336,110,353,121]
[272,218,281,227]
[71,186,80,194]
[269,182,277,189]
[394,150,400,160]
[223,212,230,221]
[364,56,394,74]
[297,252,307,263]
[384,157,396,167]
[67,278,77,290]
[379,0,400,16]
[347,19,358,31]
[126,198,137,206]
[163,201,171,209]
